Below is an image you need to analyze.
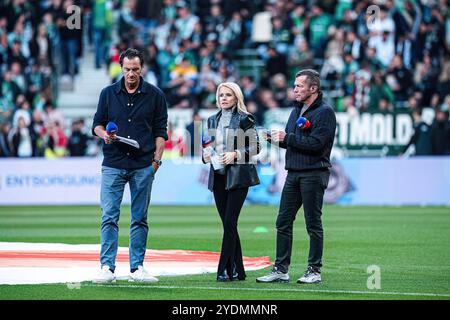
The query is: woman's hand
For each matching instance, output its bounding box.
[219,151,237,165]
[202,149,212,163]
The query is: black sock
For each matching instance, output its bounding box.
[131,268,138,273]
[109,268,115,273]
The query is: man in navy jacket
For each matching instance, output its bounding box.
[257,69,336,284]
[92,48,168,283]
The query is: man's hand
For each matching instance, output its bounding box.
[103,131,117,144]
[152,161,160,173]
[271,130,287,144]
[219,151,237,165]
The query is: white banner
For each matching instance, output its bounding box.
[1,157,449,206]
[0,158,213,205]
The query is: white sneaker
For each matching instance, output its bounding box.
[129,266,159,283]
[297,266,321,284]
[92,265,116,283]
[256,267,289,283]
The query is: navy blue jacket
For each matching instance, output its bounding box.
[92,77,168,169]
[279,92,336,172]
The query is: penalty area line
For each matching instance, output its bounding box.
[84,284,450,298]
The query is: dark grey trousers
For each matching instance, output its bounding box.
[274,169,330,273]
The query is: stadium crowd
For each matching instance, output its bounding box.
[0,0,449,158]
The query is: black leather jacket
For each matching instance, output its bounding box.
[205,108,261,191]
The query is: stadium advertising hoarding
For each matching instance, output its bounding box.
[169,109,422,156]
[263,109,419,156]
[0,157,449,206]
[0,158,212,206]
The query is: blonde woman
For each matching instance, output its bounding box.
[202,82,261,282]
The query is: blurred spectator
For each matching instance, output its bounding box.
[26,62,47,107]
[198,79,218,110]
[441,95,450,113]
[437,62,450,101]
[174,2,199,41]
[143,43,161,85]
[43,120,67,158]
[240,75,257,103]
[386,55,413,108]
[217,63,236,84]
[107,44,122,83]
[204,4,226,37]
[368,5,396,67]
[287,38,314,81]
[57,0,80,77]
[8,40,27,69]
[336,8,356,33]
[262,46,286,87]
[10,62,26,94]
[169,56,198,84]
[42,101,65,129]
[270,73,288,107]
[8,116,37,157]
[307,4,332,58]
[365,47,384,72]
[402,109,432,156]
[429,110,450,155]
[353,62,372,110]
[134,0,162,45]
[343,30,362,60]
[1,70,21,109]
[414,54,440,107]
[12,96,31,127]
[0,122,11,157]
[270,15,291,54]
[289,4,307,41]
[258,88,280,125]
[341,95,358,116]
[68,119,89,156]
[93,0,113,69]
[29,23,53,68]
[220,11,245,55]
[368,72,395,111]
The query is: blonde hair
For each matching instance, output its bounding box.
[216,82,248,114]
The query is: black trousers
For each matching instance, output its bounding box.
[274,169,330,273]
[213,172,249,279]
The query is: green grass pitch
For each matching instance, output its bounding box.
[0,205,449,300]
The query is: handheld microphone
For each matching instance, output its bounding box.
[296,116,311,130]
[106,122,118,134]
[202,131,214,148]
[104,121,140,149]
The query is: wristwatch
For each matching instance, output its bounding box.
[152,159,162,166]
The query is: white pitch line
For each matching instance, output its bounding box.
[84,284,450,298]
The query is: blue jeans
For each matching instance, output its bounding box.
[100,165,155,271]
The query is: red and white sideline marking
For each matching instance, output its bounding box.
[0,242,272,285]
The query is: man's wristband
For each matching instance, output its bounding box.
[152,159,162,166]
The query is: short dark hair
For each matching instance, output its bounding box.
[295,69,321,90]
[119,48,144,67]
